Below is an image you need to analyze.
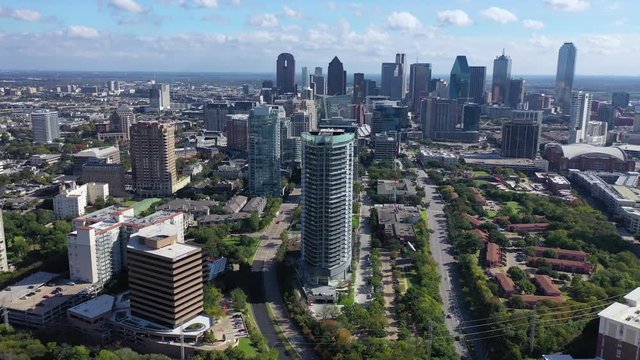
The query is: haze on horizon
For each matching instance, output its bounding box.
[0,0,637,76]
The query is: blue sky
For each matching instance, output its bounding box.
[0,0,637,75]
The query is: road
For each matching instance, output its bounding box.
[417,168,472,359]
[250,190,318,360]
[354,197,372,305]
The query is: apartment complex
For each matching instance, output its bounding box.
[248,105,283,196]
[130,122,179,197]
[67,206,185,286]
[597,287,640,359]
[53,182,109,220]
[31,110,60,143]
[300,129,355,286]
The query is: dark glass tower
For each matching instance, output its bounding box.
[469,66,486,105]
[463,103,481,132]
[492,51,512,105]
[276,53,295,94]
[555,42,577,114]
[327,56,346,96]
[353,73,365,104]
[409,63,432,113]
[449,56,470,100]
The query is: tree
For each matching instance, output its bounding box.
[204,286,225,319]
[543,249,558,258]
[507,267,527,282]
[280,230,289,241]
[230,288,247,312]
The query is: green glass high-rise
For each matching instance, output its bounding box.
[449,56,470,100]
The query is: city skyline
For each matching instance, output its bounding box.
[0,0,638,75]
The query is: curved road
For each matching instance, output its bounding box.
[250,192,318,360]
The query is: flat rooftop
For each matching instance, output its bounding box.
[111,309,211,336]
[128,234,198,260]
[68,294,115,319]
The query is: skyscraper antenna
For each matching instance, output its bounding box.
[502,48,505,56]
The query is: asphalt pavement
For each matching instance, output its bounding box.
[354,197,373,305]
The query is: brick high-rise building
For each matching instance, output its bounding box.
[130,122,178,197]
[226,114,249,152]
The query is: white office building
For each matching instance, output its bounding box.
[568,92,593,144]
[53,182,109,220]
[149,84,171,112]
[31,110,60,143]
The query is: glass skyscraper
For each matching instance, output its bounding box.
[491,51,512,105]
[449,56,470,100]
[555,42,577,115]
[248,105,283,196]
[327,56,346,96]
[276,53,295,94]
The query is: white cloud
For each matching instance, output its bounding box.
[348,3,364,17]
[282,6,302,19]
[248,13,279,28]
[523,19,545,30]
[326,1,336,10]
[543,0,590,12]
[387,11,422,31]
[67,25,100,39]
[437,10,472,26]
[529,34,554,48]
[480,7,517,24]
[108,0,145,13]
[584,34,622,54]
[194,0,218,8]
[0,6,43,22]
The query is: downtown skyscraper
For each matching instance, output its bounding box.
[276,53,295,94]
[469,66,486,105]
[327,56,346,96]
[492,51,512,105]
[568,91,592,144]
[449,56,470,100]
[556,42,577,115]
[409,63,432,113]
[300,129,354,285]
[380,53,407,101]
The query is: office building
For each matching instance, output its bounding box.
[596,287,640,359]
[327,56,346,96]
[433,79,449,98]
[312,67,325,96]
[373,132,398,163]
[204,102,231,132]
[31,110,60,144]
[364,79,378,97]
[555,43,577,114]
[149,84,170,112]
[568,92,593,144]
[612,92,630,108]
[492,51,512,105]
[526,93,553,111]
[108,105,135,141]
[353,73,366,104]
[449,56,470,100]
[598,103,617,130]
[226,114,249,152]
[502,110,543,159]
[291,111,311,137]
[54,182,109,220]
[469,66,486,105]
[371,101,407,134]
[276,53,295,94]
[127,228,204,328]
[380,54,406,101]
[585,121,608,146]
[72,146,120,175]
[82,160,126,197]
[300,129,354,286]
[130,122,178,197]
[0,211,7,272]
[301,66,309,89]
[463,103,481,132]
[248,105,283,196]
[421,98,458,139]
[508,79,525,109]
[409,63,432,113]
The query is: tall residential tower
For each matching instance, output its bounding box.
[248,105,284,196]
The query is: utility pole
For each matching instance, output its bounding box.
[529,307,537,354]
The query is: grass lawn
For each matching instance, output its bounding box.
[421,210,427,224]
[237,338,259,357]
[487,210,498,218]
[132,198,162,215]
[352,215,360,229]
[123,200,136,207]
[473,170,491,178]
[473,179,489,187]
[224,236,261,262]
